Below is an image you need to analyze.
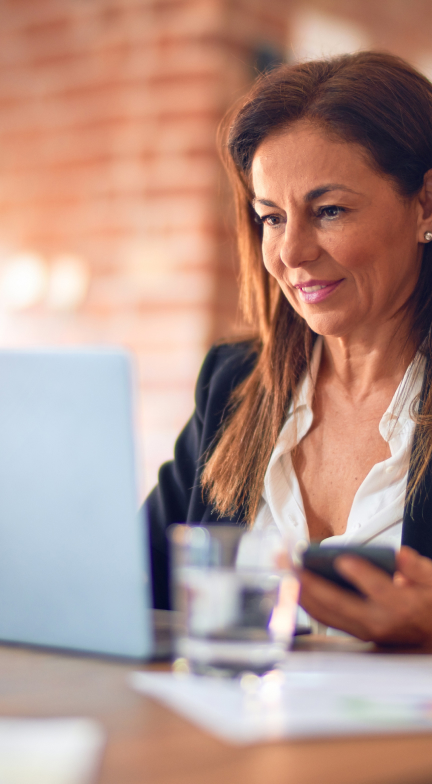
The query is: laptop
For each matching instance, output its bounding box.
[0,347,161,659]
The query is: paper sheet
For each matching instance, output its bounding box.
[130,652,432,744]
[0,718,104,784]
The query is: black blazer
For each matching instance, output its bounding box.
[145,342,432,609]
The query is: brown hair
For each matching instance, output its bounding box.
[201,51,432,523]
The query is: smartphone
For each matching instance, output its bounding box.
[301,545,396,595]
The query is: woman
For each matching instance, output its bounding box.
[146,51,432,647]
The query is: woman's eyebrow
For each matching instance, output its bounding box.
[305,184,357,202]
[252,198,278,208]
[253,185,358,208]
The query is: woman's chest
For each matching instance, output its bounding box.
[291,401,392,541]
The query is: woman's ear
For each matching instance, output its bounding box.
[418,170,432,239]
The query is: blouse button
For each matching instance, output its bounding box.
[385,465,394,474]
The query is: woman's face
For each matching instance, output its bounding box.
[251,122,426,342]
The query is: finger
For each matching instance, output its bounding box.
[393,571,409,588]
[334,555,394,600]
[397,546,432,587]
[299,569,375,639]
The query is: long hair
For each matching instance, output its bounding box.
[201,51,432,523]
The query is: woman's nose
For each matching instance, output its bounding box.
[279,217,320,268]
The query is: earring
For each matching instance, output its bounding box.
[425,231,432,242]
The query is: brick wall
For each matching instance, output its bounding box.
[0,0,289,496]
[2,1,428,497]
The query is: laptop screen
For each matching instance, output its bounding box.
[0,349,153,658]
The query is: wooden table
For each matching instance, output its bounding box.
[1,638,432,784]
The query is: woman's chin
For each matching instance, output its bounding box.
[300,312,358,339]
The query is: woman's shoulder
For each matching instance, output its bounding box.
[195,339,259,412]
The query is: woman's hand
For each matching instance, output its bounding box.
[299,546,432,648]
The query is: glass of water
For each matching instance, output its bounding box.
[169,524,299,676]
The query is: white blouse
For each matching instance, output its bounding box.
[249,339,425,633]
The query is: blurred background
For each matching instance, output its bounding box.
[0,0,430,496]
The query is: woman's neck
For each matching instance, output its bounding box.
[320,324,418,403]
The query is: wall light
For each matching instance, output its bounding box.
[46,254,90,312]
[289,9,370,61]
[0,252,48,311]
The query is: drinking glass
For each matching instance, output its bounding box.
[169,524,299,676]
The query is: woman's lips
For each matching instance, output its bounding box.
[295,279,343,304]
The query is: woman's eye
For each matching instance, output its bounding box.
[256,213,283,227]
[317,205,345,220]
